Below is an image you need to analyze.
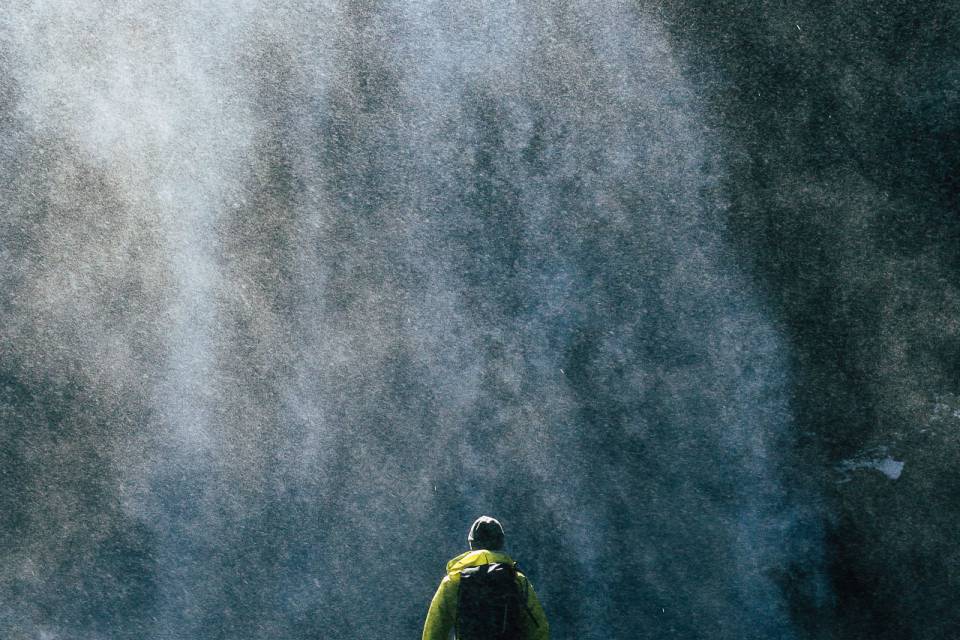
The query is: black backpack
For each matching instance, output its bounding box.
[456,562,525,640]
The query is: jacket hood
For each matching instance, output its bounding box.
[445,549,515,574]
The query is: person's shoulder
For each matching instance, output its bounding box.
[439,573,456,586]
[514,564,539,590]
[444,550,474,573]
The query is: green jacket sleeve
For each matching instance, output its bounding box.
[422,575,457,640]
[520,575,550,640]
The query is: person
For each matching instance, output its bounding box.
[422,516,549,640]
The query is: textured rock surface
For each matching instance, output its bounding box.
[0,2,955,638]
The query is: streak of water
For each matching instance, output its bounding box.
[0,2,825,638]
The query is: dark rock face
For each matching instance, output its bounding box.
[659,3,960,638]
[0,3,955,639]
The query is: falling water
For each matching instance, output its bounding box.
[1,2,828,639]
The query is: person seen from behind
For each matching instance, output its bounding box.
[422,516,549,640]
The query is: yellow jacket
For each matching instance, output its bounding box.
[422,549,549,640]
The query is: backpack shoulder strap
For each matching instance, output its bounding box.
[512,564,541,627]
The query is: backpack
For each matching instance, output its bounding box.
[456,562,524,640]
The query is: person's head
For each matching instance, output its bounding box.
[467,515,505,551]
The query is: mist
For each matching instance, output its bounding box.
[2,2,957,639]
